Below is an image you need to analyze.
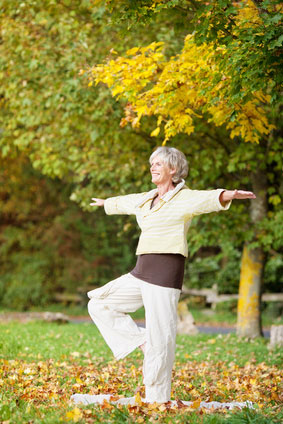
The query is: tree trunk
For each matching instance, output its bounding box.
[236,170,267,338]
[237,245,264,337]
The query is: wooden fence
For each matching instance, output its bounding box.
[54,286,283,308]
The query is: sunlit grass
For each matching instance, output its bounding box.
[0,321,282,423]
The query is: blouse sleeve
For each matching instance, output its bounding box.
[184,188,232,218]
[104,192,146,216]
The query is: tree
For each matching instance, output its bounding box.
[0,0,153,307]
[0,0,185,306]
[0,0,157,200]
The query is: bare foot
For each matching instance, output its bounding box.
[139,342,146,353]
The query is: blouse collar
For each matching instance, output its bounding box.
[136,179,185,208]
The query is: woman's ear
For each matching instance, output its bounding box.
[170,168,176,176]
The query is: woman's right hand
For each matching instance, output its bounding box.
[90,198,105,207]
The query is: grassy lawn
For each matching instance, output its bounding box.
[0,321,282,423]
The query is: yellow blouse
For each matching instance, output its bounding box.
[104,181,231,257]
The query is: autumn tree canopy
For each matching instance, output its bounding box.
[0,0,282,312]
[88,0,282,144]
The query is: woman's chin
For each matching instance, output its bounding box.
[151,178,159,185]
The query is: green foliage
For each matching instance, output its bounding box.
[93,0,189,28]
[263,254,283,291]
[0,0,282,310]
[194,1,283,102]
[185,246,242,294]
[0,155,138,310]
[97,0,282,107]
[0,247,50,310]
[0,0,184,200]
[214,299,238,313]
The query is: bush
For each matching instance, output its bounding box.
[215,300,238,313]
[262,302,283,319]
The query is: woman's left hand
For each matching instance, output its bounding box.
[220,189,256,205]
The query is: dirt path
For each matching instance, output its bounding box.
[0,312,270,338]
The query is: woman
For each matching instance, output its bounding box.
[88,146,256,404]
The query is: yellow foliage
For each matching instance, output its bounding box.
[85,16,274,144]
[191,399,201,409]
[234,0,262,27]
[134,391,143,406]
[150,127,160,137]
[65,407,83,422]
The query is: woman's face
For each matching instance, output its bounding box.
[150,155,175,185]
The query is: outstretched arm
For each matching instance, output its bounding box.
[219,190,256,207]
[90,192,146,215]
[90,198,105,207]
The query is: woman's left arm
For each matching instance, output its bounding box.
[219,190,256,207]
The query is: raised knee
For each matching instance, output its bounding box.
[88,298,102,317]
[88,297,109,316]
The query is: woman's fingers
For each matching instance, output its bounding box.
[90,198,105,207]
[90,198,99,206]
[234,190,256,199]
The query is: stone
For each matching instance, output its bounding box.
[42,312,70,323]
[177,301,198,335]
[269,325,283,349]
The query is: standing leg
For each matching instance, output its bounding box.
[140,281,180,403]
[88,273,146,360]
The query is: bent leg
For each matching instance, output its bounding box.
[88,273,146,360]
[141,281,180,403]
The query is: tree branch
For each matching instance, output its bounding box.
[203,130,232,155]
[132,129,154,144]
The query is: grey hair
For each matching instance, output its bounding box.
[149,146,189,183]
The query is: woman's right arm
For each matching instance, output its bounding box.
[90,198,105,207]
[90,193,145,215]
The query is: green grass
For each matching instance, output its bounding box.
[0,321,282,423]
[0,321,112,362]
[1,321,282,365]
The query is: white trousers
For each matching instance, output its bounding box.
[87,273,181,403]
